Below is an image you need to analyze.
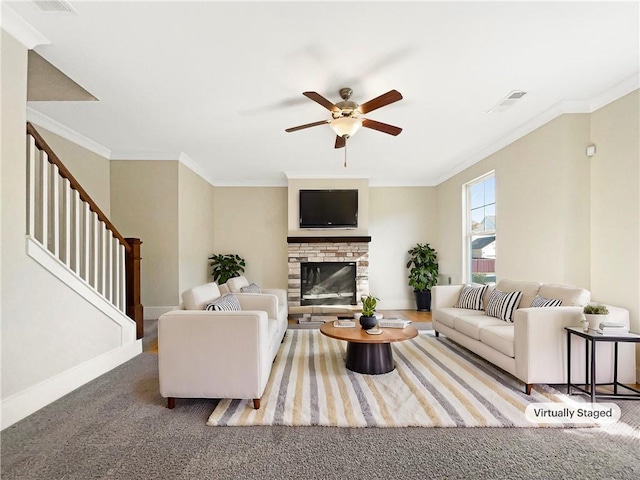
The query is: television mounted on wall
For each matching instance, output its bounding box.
[299,189,358,229]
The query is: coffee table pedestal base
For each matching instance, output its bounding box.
[345,342,394,375]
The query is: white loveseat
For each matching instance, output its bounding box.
[158,282,287,409]
[432,280,636,393]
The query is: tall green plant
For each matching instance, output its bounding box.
[208,253,246,284]
[406,243,439,292]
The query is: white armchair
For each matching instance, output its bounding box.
[158,282,285,409]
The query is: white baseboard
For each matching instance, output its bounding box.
[1,340,142,430]
[144,306,177,320]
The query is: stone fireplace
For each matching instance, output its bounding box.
[287,236,370,310]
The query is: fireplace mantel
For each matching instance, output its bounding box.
[287,236,371,244]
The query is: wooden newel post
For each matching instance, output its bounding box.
[125,238,144,339]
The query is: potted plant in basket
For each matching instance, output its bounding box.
[583,304,609,331]
[407,243,439,312]
[208,253,246,284]
[359,295,379,330]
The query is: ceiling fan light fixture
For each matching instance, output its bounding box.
[330,116,362,138]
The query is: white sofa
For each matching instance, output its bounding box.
[220,275,288,327]
[432,280,636,393]
[158,282,287,409]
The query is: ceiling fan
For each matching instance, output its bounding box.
[285,88,403,149]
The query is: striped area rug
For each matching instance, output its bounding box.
[207,329,578,428]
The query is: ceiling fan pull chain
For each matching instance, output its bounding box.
[344,140,347,168]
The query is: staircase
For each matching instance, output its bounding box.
[25,123,143,337]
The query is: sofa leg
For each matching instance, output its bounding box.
[525,384,532,395]
[167,397,176,409]
[435,331,440,338]
[253,398,261,409]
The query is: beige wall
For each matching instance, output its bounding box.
[212,187,288,289]
[178,163,215,293]
[590,90,640,342]
[436,114,591,287]
[110,161,180,309]
[1,31,123,403]
[369,187,438,309]
[287,177,370,236]
[34,126,111,216]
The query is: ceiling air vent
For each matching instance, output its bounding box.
[488,90,527,113]
[32,0,76,13]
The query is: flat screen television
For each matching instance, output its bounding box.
[299,189,358,228]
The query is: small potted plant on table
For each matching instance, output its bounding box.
[359,295,379,330]
[583,304,609,331]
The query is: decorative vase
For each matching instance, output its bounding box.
[584,314,607,331]
[359,315,377,330]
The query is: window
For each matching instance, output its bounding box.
[465,173,495,284]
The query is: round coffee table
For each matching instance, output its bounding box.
[320,322,419,374]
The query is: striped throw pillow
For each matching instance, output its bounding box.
[205,294,241,311]
[531,294,562,308]
[486,289,523,322]
[454,285,488,311]
[240,283,261,294]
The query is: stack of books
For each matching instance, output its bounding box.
[378,318,412,329]
[333,319,356,328]
[598,322,629,334]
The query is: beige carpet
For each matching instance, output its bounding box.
[207,329,586,428]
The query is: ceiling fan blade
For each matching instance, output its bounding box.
[285,120,329,133]
[334,135,346,149]
[358,90,403,114]
[362,118,403,136]
[303,92,340,112]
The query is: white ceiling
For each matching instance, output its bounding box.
[7,1,640,186]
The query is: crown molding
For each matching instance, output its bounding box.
[1,4,50,49]
[588,73,640,112]
[110,152,180,161]
[27,107,112,159]
[178,152,216,188]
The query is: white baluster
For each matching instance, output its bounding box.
[120,244,126,312]
[83,202,91,282]
[27,136,37,237]
[51,163,60,258]
[113,237,120,309]
[41,152,49,250]
[93,212,99,290]
[102,225,109,300]
[63,178,72,267]
[74,190,82,274]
